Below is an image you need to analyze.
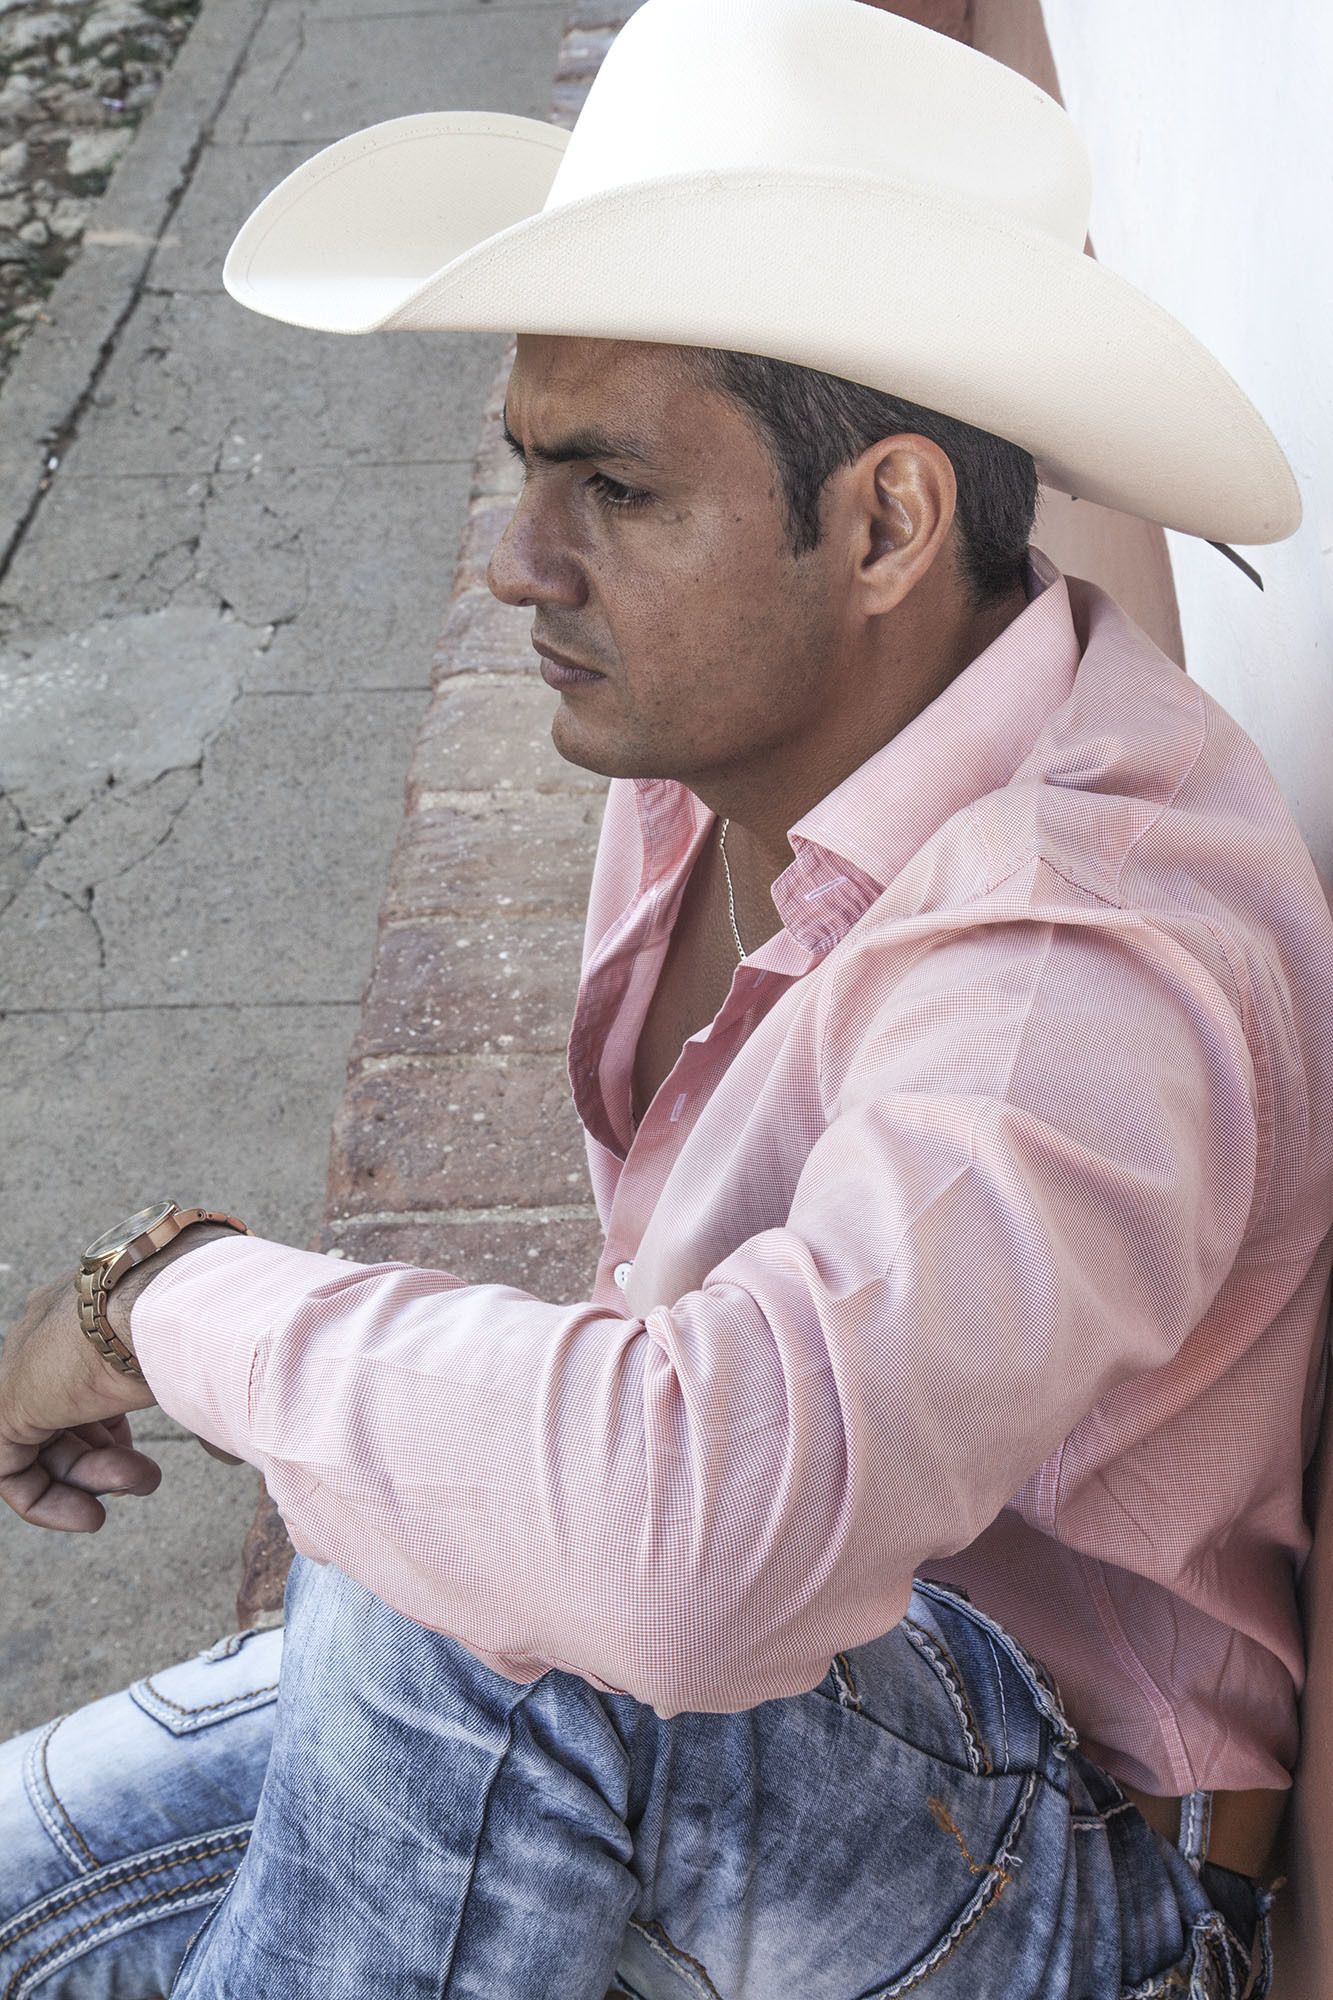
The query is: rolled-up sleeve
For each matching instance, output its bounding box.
[133,913,1258,1715]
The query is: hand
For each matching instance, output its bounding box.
[0,1273,161,1532]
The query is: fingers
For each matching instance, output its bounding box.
[195,1436,244,1465]
[0,1429,164,1532]
[39,1434,162,1497]
[0,1458,108,1533]
[69,1418,128,1452]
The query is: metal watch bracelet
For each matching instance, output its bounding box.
[76,1210,250,1379]
[76,1263,150,1377]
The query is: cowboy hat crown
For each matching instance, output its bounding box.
[546,0,1090,243]
[222,0,1300,548]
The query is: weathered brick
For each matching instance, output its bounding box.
[327,1057,588,1215]
[326,1210,605,1303]
[555,28,621,83]
[355,917,585,1059]
[469,413,523,505]
[432,585,535,680]
[479,356,512,424]
[239,2,627,1623]
[236,1491,295,1626]
[385,793,602,922]
[408,679,607,797]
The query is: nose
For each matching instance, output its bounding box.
[486,482,587,612]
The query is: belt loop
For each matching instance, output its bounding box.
[1243,1878,1282,2000]
[1177,1787,1214,1873]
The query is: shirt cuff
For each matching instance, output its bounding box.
[130,1233,362,1461]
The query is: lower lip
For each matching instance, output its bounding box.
[539,657,605,689]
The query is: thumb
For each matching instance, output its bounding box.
[194,1434,244,1466]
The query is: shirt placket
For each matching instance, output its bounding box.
[596,955,799,1302]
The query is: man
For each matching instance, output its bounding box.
[2,2,1329,1995]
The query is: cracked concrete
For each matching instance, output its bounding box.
[0,461,475,689]
[0,0,571,1741]
[0,605,249,820]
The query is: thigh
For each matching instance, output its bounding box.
[613,1580,1063,2000]
[0,1621,281,1999]
[612,1580,1230,2000]
[169,1554,643,2000]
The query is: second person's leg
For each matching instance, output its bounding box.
[0,1621,281,1999]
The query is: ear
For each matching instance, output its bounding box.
[849,434,958,616]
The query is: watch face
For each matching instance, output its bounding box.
[84,1202,176,1262]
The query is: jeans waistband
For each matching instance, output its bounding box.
[908,1576,1081,1778]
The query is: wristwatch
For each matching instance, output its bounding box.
[77,1201,251,1378]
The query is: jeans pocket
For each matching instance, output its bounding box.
[128,1626,283,1737]
[1126,1908,1258,2000]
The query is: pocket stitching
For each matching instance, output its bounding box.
[2,1858,244,2000]
[902,1617,992,1776]
[867,1769,1038,1999]
[132,1677,279,1722]
[0,1827,249,1959]
[1119,1910,1252,2000]
[623,1917,723,2000]
[126,1640,282,1737]
[198,1626,268,1664]
[914,1578,1080,1755]
[21,1719,99,1876]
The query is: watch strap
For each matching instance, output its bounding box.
[76,1263,149,1376]
[78,1207,251,1379]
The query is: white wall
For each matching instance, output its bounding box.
[1040,0,1333,886]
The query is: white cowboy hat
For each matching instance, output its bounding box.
[221,0,1300,551]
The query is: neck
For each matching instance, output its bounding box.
[710,583,1029,896]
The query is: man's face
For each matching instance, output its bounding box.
[489,335,847,789]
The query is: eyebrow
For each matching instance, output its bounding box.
[501,402,656,468]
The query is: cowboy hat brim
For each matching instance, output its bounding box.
[223,113,1300,547]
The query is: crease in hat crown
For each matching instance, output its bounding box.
[220,0,1302,548]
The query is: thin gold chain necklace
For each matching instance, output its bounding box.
[718,816,747,962]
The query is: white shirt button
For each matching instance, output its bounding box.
[613,1261,633,1290]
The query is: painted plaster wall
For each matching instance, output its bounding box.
[1039,0,1332,883]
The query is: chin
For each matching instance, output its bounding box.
[549,708,675,784]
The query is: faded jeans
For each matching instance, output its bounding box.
[0,1555,1281,1998]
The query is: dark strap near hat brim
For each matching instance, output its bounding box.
[1209,541,1265,588]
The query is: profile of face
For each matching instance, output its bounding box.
[488,333,993,836]
[487,335,828,789]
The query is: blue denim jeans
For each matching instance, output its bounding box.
[1,1556,1280,1998]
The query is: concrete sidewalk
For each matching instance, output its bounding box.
[0,0,569,1742]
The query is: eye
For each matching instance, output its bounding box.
[585,471,652,511]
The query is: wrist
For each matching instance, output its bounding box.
[104,1222,244,1351]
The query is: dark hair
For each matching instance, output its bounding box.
[686,347,1038,610]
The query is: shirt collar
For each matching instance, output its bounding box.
[629,545,1081,956]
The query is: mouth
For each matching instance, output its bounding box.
[533,641,606,689]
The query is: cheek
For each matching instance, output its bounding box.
[591,508,813,714]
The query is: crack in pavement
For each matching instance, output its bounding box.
[49,880,108,972]
[0,1012,99,1082]
[0,0,275,588]
[234,11,307,145]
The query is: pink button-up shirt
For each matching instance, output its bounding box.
[135,546,1333,1795]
